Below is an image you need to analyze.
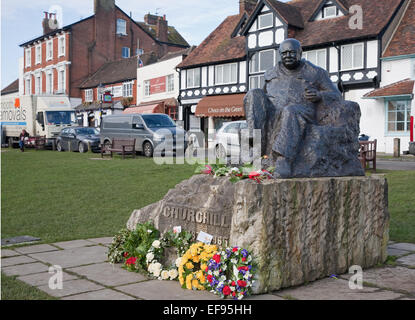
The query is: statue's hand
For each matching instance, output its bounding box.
[304,88,322,103]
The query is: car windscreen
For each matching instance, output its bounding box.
[75,128,99,135]
[141,114,175,128]
[46,111,77,125]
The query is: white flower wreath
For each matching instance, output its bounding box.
[146,232,192,281]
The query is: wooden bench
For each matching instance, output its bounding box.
[101,138,136,159]
[359,139,377,172]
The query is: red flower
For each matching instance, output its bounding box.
[237,280,247,287]
[231,281,236,286]
[213,254,221,263]
[232,292,236,297]
[248,171,260,179]
[125,257,137,265]
[205,267,208,272]
[232,247,238,252]
[242,257,246,262]
[202,165,213,175]
[238,266,249,271]
[222,286,231,296]
[123,252,129,258]
[207,275,213,282]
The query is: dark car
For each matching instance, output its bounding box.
[56,127,101,153]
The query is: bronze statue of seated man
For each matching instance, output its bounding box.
[244,38,364,178]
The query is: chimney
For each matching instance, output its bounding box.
[156,16,168,42]
[42,11,57,35]
[94,0,115,14]
[144,13,159,25]
[239,0,257,15]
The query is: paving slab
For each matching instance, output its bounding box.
[62,289,135,300]
[14,244,59,255]
[116,280,221,300]
[274,278,403,300]
[28,245,108,268]
[362,267,415,294]
[17,271,78,287]
[1,262,48,276]
[396,254,415,267]
[86,237,113,246]
[1,255,36,267]
[388,243,415,252]
[1,249,20,258]
[387,248,411,257]
[37,279,104,298]
[68,262,147,286]
[52,240,95,250]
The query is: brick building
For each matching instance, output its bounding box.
[19,0,189,108]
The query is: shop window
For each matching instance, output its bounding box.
[168,106,177,120]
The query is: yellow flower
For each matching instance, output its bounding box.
[186,274,193,290]
[185,262,194,270]
[198,284,205,290]
[201,263,207,271]
[178,266,184,275]
[192,255,200,263]
[179,276,184,286]
[190,247,198,257]
[192,279,199,288]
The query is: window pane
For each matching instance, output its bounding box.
[259,13,273,29]
[260,50,274,71]
[307,51,317,65]
[187,70,193,87]
[353,44,363,68]
[250,53,259,73]
[231,64,237,83]
[194,68,200,87]
[249,76,258,89]
[388,122,395,131]
[317,50,326,69]
[342,45,353,70]
[397,122,404,131]
[397,111,405,122]
[223,65,230,83]
[324,6,336,17]
[259,75,265,89]
[388,111,396,121]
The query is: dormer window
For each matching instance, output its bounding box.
[323,5,337,18]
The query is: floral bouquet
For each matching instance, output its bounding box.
[178,242,218,290]
[204,246,255,300]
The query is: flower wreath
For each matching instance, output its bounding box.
[146,230,192,281]
[178,242,218,290]
[204,246,254,300]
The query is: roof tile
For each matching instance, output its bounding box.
[363,78,414,98]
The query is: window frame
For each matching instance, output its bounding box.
[215,63,238,85]
[58,69,65,93]
[167,74,175,92]
[45,71,53,94]
[249,49,276,74]
[116,19,127,35]
[186,68,201,89]
[258,13,273,30]
[58,35,66,57]
[123,81,133,97]
[249,74,265,90]
[340,43,364,71]
[303,49,327,70]
[25,48,32,67]
[85,89,93,102]
[144,80,150,96]
[35,44,42,64]
[323,5,337,18]
[385,99,411,135]
[46,40,53,61]
[122,47,130,58]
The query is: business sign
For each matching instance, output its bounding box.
[150,76,166,95]
[103,93,113,103]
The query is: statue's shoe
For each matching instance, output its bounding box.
[273,158,292,179]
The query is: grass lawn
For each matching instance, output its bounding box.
[1,148,196,243]
[1,273,56,300]
[2,148,414,243]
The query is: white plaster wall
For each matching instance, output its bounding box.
[239,61,246,84]
[137,55,182,105]
[275,17,283,27]
[381,58,412,86]
[366,40,378,68]
[202,67,208,87]
[18,57,24,95]
[329,47,338,73]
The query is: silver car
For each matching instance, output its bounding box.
[212,120,247,160]
[100,113,187,157]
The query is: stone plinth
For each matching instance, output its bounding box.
[127,174,389,294]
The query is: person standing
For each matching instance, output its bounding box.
[19,129,29,152]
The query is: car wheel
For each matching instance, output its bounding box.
[143,142,153,157]
[215,144,227,160]
[78,142,87,153]
[57,141,63,152]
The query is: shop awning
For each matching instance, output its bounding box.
[363,79,414,99]
[195,94,245,117]
[123,103,164,114]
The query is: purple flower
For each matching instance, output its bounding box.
[241,249,249,257]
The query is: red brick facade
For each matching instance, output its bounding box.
[21,0,188,100]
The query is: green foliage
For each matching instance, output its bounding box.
[123,221,160,272]
[107,228,132,264]
[162,230,193,257]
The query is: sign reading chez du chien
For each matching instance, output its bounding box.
[159,203,231,247]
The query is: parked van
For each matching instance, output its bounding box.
[100,113,187,157]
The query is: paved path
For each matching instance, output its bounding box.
[2,238,415,300]
[377,160,415,171]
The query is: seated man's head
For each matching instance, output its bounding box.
[279,39,302,70]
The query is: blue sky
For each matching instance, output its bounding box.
[1,0,288,90]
